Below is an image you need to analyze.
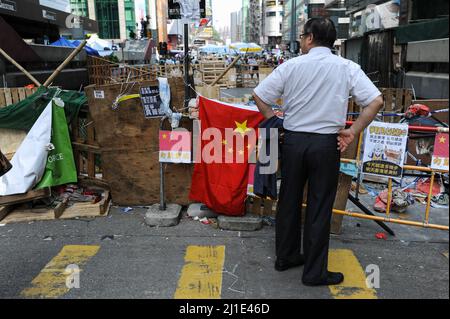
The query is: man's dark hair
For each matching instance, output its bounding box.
[303,18,337,49]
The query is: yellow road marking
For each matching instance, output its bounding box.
[328,249,377,299]
[174,245,225,299]
[21,245,100,298]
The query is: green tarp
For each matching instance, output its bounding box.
[36,101,78,189]
[395,18,449,44]
[0,86,86,131]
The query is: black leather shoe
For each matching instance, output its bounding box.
[302,271,344,286]
[274,255,305,271]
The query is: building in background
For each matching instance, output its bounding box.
[261,0,284,50]
[242,0,262,43]
[230,10,243,43]
[69,0,157,40]
[342,0,448,98]
[282,0,305,53]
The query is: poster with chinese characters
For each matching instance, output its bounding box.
[362,122,409,178]
[159,130,192,164]
[140,86,164,118]
[431,133,449,171]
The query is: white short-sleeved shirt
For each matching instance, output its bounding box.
[254,47,381,134]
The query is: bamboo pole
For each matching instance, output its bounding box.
[0,48,42,87]
[43,40,87,87]
[211,55,241,86]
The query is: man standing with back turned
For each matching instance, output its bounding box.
[253,18,384,286]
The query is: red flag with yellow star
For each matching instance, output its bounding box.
[431,133,449,170]
[189,96,264,216]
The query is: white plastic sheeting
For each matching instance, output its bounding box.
[0,101,52,196]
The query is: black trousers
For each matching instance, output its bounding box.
[276,130,340,283]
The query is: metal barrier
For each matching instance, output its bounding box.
[335,122,449,231]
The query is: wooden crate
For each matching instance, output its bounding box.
[0,191,111,224]
[200,60,227,87]
[0,87,38,159]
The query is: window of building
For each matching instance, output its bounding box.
[266,12,277,17]
[70,0,89,17]
[95,0,120,39]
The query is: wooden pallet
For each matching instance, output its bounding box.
[0,191,111,224]
[0,87,38,159]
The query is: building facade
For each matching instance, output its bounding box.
[261,0,284,49]
[70,0,157,40]
[242,0,262,43]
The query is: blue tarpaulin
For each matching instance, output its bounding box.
[51,37,99,56]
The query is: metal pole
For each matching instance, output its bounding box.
[184,23,190,109]
[290,0,297,55]
[348,194,396,236]
[0,48,42,87]
[159,117,167,211]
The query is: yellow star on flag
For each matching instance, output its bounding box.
[234,120,252,136]
[162,133,167,139]
[238,150,244,156]
[228,147,234,154]
[439,136,447,143]
[222,139,228,145]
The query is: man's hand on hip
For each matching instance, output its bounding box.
[337,127,356,153]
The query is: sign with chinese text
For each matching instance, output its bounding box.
[140,86,164,118]
[431,133,449,171]
[159,130,192,164]
[362,122,409,178]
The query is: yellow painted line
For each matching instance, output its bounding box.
[328,249,377,299]
[174,245,225,299]
[21,245,100,298]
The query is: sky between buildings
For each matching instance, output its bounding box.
[212,0,243,30]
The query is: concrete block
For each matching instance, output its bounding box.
[145,204,182,227]
[218,214,263,231]
[187,203,219,218]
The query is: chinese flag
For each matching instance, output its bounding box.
[189,97,264,216]
[433,133,449,158]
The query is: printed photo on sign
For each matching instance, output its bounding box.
[140,86,164,118]
[431,133,449,171]
[362,122,409,178]
[159,130,192,164]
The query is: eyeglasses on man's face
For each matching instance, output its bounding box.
[299,32,311,39]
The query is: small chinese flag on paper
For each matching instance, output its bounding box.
[159,130,192,164]
[431,133,449,170]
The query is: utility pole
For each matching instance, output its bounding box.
[290,0,297,56]
[184,23,190,109]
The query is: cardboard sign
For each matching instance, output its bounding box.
[362,122,409,178]
[140,86,164,118]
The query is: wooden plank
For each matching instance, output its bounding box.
[0,187,51,206]
[11,88,19,104]
[0,128,27,159]
[54,198,69,219]
[251,197,262,215]
[404,89,412,110]
[0,205,15,222]
[262,199,275,217]
[4,88,12,106]
[18,88,26,101]
[395,88,403,113]
[1,208,55,223]
[0,90,6,108]
[77,176,110,190]
[1,191,111,224]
